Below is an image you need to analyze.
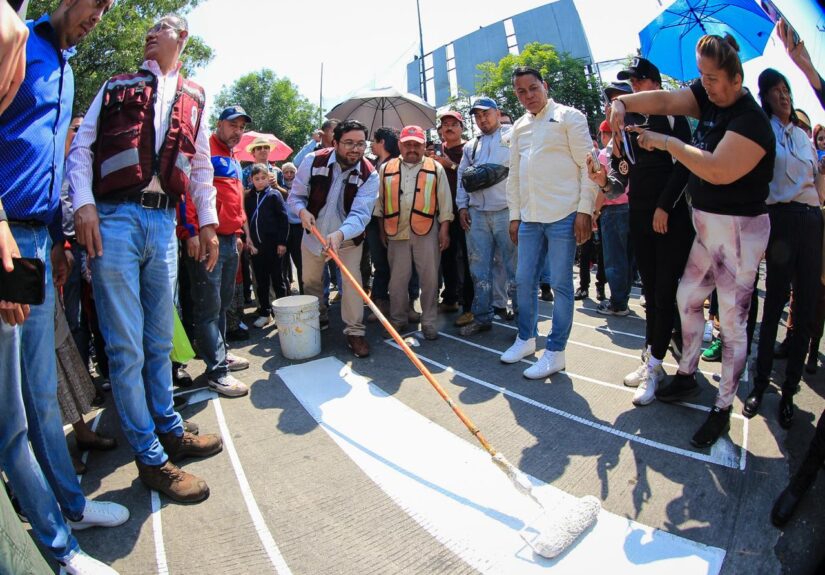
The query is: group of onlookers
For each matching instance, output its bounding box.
[1,0,825,572]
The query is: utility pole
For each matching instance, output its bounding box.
[319,62,324,126]
[416,0,427,101]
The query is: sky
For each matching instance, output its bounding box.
[186,0,825,132]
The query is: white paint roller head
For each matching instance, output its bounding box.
[521,495,602,558]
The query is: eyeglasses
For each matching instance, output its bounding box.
[148,21,178,35]
[70,125,80,133]
[252,146,270,152]
[339,141,367,150]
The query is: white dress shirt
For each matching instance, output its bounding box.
[506,99,597,223]
[66,60,218,227]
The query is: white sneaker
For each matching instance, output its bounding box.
[623,350,649,387]
[252,315,272,328]
[739,361,750,383]
[226,353,249,371]
[60,550,119,574]
[523,350,565,380]
[500,337,536,364]
[639,294,646,308]
[632,364,664,406]
[67,500,129,531]
[702,320,713,343]
[208,374,249,397]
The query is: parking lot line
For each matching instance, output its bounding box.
[151,490,169,575]
[212,398,293,575]
[384,339,744,470]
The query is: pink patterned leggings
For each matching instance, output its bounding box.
[677,209,770,408]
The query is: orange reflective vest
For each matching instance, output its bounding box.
[382,157,438,237]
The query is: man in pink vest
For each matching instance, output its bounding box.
[67,14,222,505]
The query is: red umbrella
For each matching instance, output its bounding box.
[234,131,292,163]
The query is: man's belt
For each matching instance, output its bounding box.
[123,190,176,210]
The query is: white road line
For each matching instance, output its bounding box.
[212,398,293,575]
[385,340,743,470]
[278,357,726,574]
[491,321,718,378]
[151,490,170,575]
[433,331,745,422]
[539,312,646,340]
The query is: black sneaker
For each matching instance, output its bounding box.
[540,284,554,302]
[691,406,732,448]
[574,287,588,300]
[655,372,700,403]
[596,300,630,316]
[596,287,606,301]
[492,306,514,321]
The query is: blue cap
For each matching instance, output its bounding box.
[470,97,499,112]
[218,105,252,123]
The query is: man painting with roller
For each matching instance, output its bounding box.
[287,119,378,358]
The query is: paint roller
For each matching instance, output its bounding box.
[309,225,601,558]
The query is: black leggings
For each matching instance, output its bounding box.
[251,240,287,316]
[630,206,694,360]
[286,223,304,295]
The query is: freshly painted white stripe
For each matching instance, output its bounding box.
[151,490,170,575]
[212,399,293,575]
[491,321,718,379]
[385,340,743,470]
[278,357,726,574]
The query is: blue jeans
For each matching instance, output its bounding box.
[516,214,577,351]
[467,208,516,324]
[599,203,631,308]
[0,224,80,560]
[185,234,238,379]
[92,202,183,466]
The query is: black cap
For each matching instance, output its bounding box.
[617,57,662,84]
[218,105,252,123]
[604,81,633,100]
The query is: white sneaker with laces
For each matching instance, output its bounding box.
[208,374,249,397]
[60,550,119,575]
[67,500,129,531]
[632,364,664,406]
[523,350,565,380]
[623,350,649,387]
[500,337,536,364]
[702,320,714,343]
[252,315,272,328]
[226,353,249,371]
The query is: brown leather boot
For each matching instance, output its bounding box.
[136,460,209,503]
[159,431,223,463]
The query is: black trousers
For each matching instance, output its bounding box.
[755,203,823,393]
[440,219,473,310]
[790,407,825,495]
[251,240,287,316]
[630,205,694,360]
[578,225,605,291]
[286,223,304,295]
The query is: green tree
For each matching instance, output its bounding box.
[211,69,321,159]
[27,0,213,112]
[475,42,604,134]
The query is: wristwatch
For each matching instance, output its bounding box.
[0,208,7,223]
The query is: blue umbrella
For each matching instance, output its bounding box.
[639,0,775,81]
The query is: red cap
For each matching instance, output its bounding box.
[400,125,426,144]
[439,110,464,124]
[599,120,611,133]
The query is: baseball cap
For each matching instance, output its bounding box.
[604,81,632,100]
[470,97,499,112]
[218,105,252,123]
[439,110,464,125]
[399,125,426,144]
[617,57,662,84]
[599,120,611,133]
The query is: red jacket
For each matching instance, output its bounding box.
[177,134,246,239]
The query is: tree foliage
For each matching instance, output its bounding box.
[211,69,321,159]
[27,0,213,113]
[475,42,604,134]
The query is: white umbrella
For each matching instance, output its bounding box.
[326,87,437,135]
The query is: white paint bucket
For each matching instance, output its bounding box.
[272,295,322,360]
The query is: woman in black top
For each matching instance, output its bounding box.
[610,34,775,448]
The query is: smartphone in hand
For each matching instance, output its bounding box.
[0,257,46,305]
